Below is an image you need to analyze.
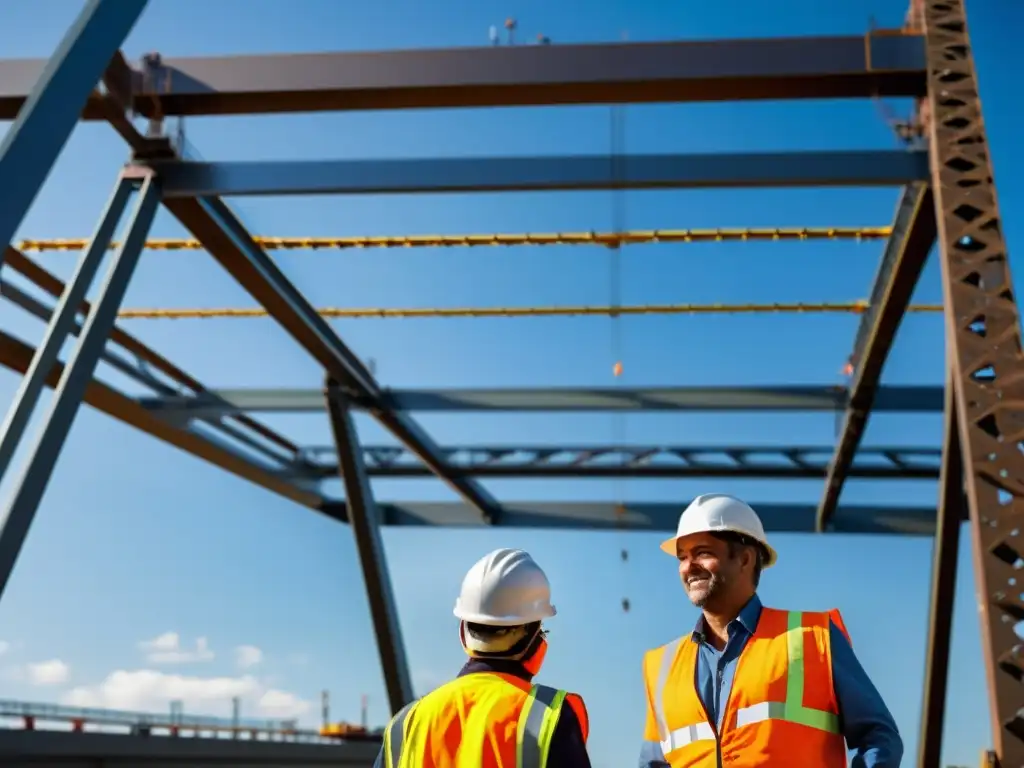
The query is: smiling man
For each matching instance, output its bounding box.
[638,494,903,768]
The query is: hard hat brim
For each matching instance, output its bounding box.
[453,603,557,626]
[659,531,778,568]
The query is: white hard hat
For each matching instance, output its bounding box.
[660,494,778,567]
[453,548,557,626]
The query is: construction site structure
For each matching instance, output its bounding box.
[0,1,1018,767]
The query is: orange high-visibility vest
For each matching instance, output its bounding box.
[383,671,589,768]
[642,607,849,768]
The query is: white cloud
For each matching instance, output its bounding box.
[257,688,308,718]
[62,669,311,721]
[234,645,263,669]
[139,632,214,664]
[27,659,70,685]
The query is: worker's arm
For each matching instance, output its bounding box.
[547,696,592,767]
[639,652,670,768]
[829,620,904,768]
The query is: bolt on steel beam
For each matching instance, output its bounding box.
[0,172,160,603]
[0,0,147,269]
[325,379,412,714]
[917,370,964,768]
[923,1,1024,762]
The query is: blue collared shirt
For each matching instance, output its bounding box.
[639,595,903,768]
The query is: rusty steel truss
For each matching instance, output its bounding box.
[0,0,1018,765]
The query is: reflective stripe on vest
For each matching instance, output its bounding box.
[654,611,841,755]
[384,683,567,768]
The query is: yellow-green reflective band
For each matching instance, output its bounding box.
[383,700,417,768]
[735,612,840,735]
[516,684,567,768]
[654,638,682,742]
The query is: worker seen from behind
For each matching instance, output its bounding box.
[639,494,903,768]
[377,548,591,767]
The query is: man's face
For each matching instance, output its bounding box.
[676,533,743,608]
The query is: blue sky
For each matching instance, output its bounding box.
[0,0,1022,766]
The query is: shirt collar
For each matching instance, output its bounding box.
[457,657,533,682]
[690,593,762,644]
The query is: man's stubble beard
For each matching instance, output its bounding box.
[688,570,728,609]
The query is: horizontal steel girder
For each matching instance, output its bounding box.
[0,34,925,120]
[0,731,379,766]
[313,444,941,479]
[146,150,929,198]
[138,384,944,416]
[335,501,947,536]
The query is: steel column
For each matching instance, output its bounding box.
[0,174,160,603]
[816,184,937,531]
[0,178,133,483]
[325,379,412,714]
[917,370,963,768]
[924,1,1024,763]
[148,150,929,198]
[0,0,147,265]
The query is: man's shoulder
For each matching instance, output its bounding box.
[643,633,690,659]
[760,605,838,623]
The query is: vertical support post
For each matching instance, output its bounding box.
[0,172,160,604]
[924,2,1024,764]
[917,369,963,768]
[325,377,413,714]
[0,0,148,265]
[0,176,134,483]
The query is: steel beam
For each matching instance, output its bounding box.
[917,371,963,768]
[355,501,946,536]
[0,34,925,119]
[148,150,929,198]
[0,177,133,484]
[159,194,501,523]
[302,444,942,480]
[1,245,306,481]
[925,2,1024,762]
[325,380,412,715]
[0,730,379,767]
[0,0,147,268]
[0,174,160,602]
[137,384,945,417]
[0,329,323,510]
[816,183,937,532]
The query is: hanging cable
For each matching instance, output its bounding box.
[111,302,943,320]
[609,101,631,614]
[14,227,890,253]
